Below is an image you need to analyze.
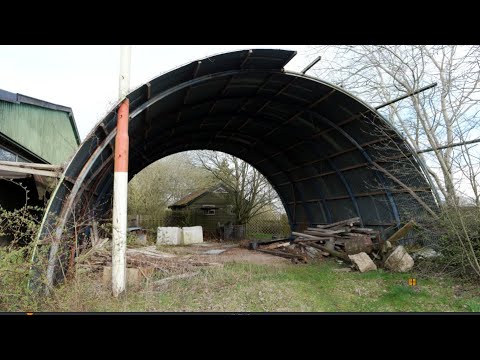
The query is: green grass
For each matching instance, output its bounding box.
[12,260,479,312]
[247,232,274,240]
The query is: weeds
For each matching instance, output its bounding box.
[1,258,479,312]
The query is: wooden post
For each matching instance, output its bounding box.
[385,220,416,244]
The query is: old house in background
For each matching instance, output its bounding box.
[168,184,237,238]
[0,88,80,243]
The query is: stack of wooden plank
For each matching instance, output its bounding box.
[292,217,381,260]
[251,238,308,263]
[247,218,382,264]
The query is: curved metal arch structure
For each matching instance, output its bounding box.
[38,49,439,278]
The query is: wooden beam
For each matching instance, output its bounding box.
[296,240,350,261]
[256,249,306,261]
[292,232,335,243]
[385,220,416,244]
[317,217,361,229]
[0,160,62,171]
[0,164,60,177]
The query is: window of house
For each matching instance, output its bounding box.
[203,208,216,215]
[0,145,17,162]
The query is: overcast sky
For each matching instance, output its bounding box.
[1,45,478,201]
[0,45,312,140]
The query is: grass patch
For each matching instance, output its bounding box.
[247,233,273,240]
[464,300,480,312]
[3,260,475,312]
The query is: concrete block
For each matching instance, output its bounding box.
[385,245,414,272]
[126,268,141,285]
[135,231,147,246]
[182,226,203,245]
[412,247,440,260]
[348,252,377,272]
[103,266,142,287]
[157,227,183,246]
[204,249,226,255]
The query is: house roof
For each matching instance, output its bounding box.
[0,88,81,165]
[168,184,225,208]
[0,88,81,146]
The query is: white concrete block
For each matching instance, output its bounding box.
[157,227,183,246]
[103,266,142,286]
[385,245,414,272]
[348,252,377,272]
[182,226,203,245]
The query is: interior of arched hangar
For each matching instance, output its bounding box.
[38,49,440,249]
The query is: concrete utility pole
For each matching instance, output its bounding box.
[118,45,131,99]
[112,45,131,297]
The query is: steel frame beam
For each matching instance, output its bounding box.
[40,66,435,278]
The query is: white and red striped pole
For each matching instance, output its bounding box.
[112,45,131,297]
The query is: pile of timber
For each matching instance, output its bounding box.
[249,218,379,264]
[76,243,222,275]
[250,218,418,271]
[292,217,380,260]
[292,218,418,273]
[252,238,308,264]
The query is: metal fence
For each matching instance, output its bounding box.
[128,214,164,230]
[246,214,291,240]
[128,212,292,242]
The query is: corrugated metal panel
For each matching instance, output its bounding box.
[38,48,439,256]
[0,101,78,164]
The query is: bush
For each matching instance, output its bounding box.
[417,205,480,279]
[164,209,194,227]
[0,204,52,310]
[0,205,43,246]
[0,243,44,311]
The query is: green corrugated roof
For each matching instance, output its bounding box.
[0,89,80,164]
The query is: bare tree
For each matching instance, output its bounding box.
[128,152,216,216]
[193,150,281,225]
[307,45,480,278]
[310,45,480,206]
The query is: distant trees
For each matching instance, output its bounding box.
[128,152,216,217]
[310,45,480,207]
[128,150,283,227]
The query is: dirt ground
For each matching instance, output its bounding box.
[152,242,291,266]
